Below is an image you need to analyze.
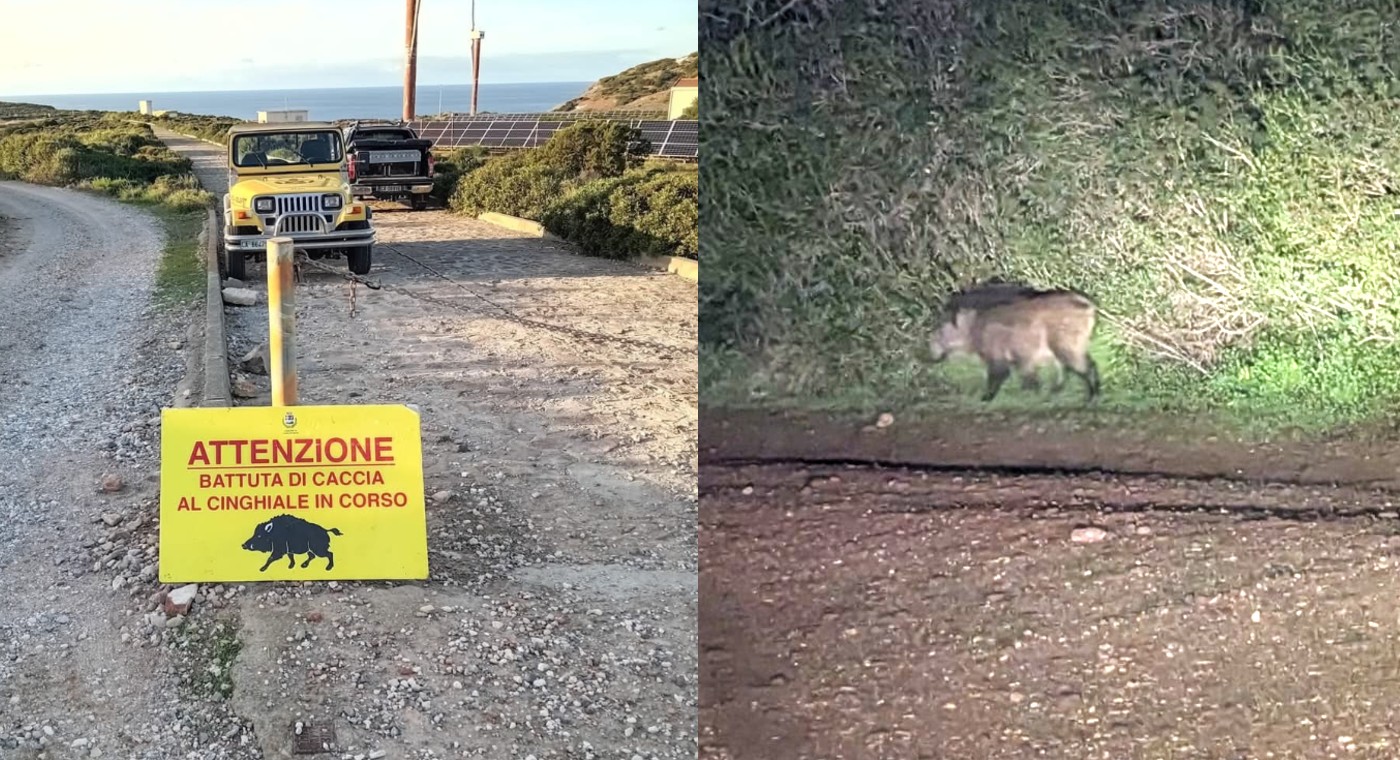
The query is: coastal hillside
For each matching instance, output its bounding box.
[0,101,62,122]
[555,52,698,112]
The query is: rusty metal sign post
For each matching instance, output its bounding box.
[266,237,298,406]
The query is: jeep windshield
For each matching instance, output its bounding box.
[233,131,343,168]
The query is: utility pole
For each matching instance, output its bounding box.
[403,0,421,122]
[470,0,484,116]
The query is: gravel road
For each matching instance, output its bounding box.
[0,181,256,756]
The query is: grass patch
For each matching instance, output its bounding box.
[700,0,1400,438]
[152,205,208,307]
[172,616,242,700]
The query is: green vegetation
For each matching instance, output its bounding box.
[448,121,697,260]
[0,109,213,306]
[173,617,241,700]
[701,0,1400,435]
[679,98,698,120]
[555,52,699,111]
[0,113,213,209]
[149,112,242,144]
[0,101,63,121]
[430,146,488,204]
[152,205,208,306]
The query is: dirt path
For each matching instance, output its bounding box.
[700,462,1400,759]
[703,408,1400,487]
[0,181,254,756]
[157,130,699,759]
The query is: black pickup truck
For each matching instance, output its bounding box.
[342,121,435,210]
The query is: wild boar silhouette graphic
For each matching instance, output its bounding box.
[241,514,343,571]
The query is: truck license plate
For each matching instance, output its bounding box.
[239,240,264,249]
[367,150,420,163]
[378,185,404,192]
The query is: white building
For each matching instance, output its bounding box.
[257,109,310,123]
[667,78,698,120]
[138,100,153,115]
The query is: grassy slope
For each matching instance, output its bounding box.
[555,52,699,112]
[700,0,1400,437]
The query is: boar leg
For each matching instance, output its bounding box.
[1055,350,1101,401]
[1049,363,1067,394]
[1017,361,1042,392]
[301,550,317,568]
[982,361,1011,402]
[323,551,335,571]
[259,551,283,572]
[1083,356,1101,400]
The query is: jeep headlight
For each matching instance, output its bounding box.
[322,194,343,210]
[253,197,274,213]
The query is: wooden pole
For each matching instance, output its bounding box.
[403,0,419,122]
[266,237,298,406]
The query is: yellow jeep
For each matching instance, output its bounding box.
[222,122,375,280]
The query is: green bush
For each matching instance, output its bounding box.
[0,114,212,210]
[450,152,568,220]
[443,116,692,263]
[536,120,649,178]
[431,146,488,204]
[541,166,698,260]
[150,112,242,145]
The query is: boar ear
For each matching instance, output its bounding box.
[263,523,273,532]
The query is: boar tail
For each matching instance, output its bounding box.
[327,528,343,535]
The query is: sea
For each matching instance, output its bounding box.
[6,81,594,121]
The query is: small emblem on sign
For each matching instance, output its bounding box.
[283,413,297,428]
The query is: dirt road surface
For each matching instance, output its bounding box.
[699,411,1400,759]
[157,130,699,759]
[0,182,256,756]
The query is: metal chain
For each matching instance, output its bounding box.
[293,247,685,355]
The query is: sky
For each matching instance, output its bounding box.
[0,0,697,96]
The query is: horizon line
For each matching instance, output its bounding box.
[2,80,597,99]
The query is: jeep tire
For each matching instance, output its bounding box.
[225,240,247,282]
[347,245,372,275]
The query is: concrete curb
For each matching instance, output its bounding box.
[200,208,232,408]
[638,255,698,282]
[476,211,698,281]
[477,211,557,239]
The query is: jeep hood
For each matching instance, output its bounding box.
[234,173,345,198]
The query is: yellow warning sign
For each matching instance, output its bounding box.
[159,404,428,582]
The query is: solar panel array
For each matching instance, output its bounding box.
[427,110,669,122]
[408,116,698,160]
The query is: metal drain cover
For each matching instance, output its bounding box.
[292,720,337,754]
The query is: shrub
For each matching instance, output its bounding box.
[450,152,567,220]
[536,121,649,178]
[1,114,212,210]
[541,166,697,260]
[431,146,488,204]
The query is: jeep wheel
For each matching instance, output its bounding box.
[347,246,372,275]
[226,245,247,281]
[410,195,428,211]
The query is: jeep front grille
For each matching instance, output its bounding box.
[275,213,327,235]
[275,193,324,214]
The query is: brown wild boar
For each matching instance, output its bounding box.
[943,280,1045,315]
[928,290,1101,402]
